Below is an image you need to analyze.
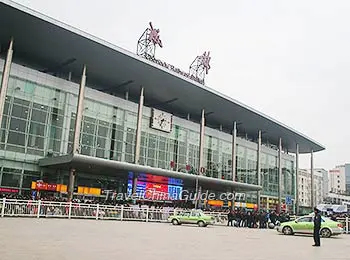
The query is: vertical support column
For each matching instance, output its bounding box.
[195,109,205,209]
[68,168,76,201]
[295,143,299,215]
[266,196,269,210]
[257,130,262,210]
[231,121,237,182]
[310,149,314,209]
[60,93,70,154]
[133,87,144,194]
[278,138,282,214]
[68,65,86,202]
[0,39,14,128]
[72,65,87,154]
[230,121,237,210]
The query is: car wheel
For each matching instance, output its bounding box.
[282,226,293,235]
[198,221,205,227]
[320,228,332,238]
[172,219,179,225]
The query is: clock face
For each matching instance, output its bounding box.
[151,109,172,133]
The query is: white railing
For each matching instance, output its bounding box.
[1,198,348,232]
[0,198,226,225]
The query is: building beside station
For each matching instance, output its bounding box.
[328,166,347,195]
[0,0,325,212]
[297,168,328,213]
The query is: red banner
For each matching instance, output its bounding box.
[0,187,19,193]
[32,181,57,191]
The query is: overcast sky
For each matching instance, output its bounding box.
[13,0,350,170]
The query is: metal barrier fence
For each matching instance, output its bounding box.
[0,198,231,225]
[0,198,349,232]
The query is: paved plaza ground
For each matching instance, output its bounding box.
[0,218,349,260]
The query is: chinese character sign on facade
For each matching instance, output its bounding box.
[148,22,163,48]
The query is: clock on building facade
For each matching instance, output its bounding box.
[150,108,173,133]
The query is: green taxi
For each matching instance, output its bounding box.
[168,209,214,227]
[277,215,344,238]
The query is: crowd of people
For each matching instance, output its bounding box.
[226,209,290,228]
[327,212,350,221]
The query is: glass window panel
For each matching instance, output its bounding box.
[24,81,35,94]
[98,125,108,137]
[3,168,21,174]
[13,97,30,106]
[97,137,106,149]
[99,120,109,127]
[51,108,64,127]
[125,143,133,154]
[96,148,106,158]
[115,141,123,154]
[7,131,25,146]
[159,139,166,151]
[158,151,166,161]
[70,115,76,130]
[9,118,27,132]
[81,145,92,156]
[22,175,40,188]
[11,104,29,119]
[31,108,47,123]
[29,122,46,136]
[27,135,44,149]
[27,148,44,156]
[33,103,48,111]
[115,127,124,142]
[126,128,135,144]
[48,139,61,152]
[83,121,95,135]
[3,100,10,115]
[49,126,62,140]
[68,130,74,142]
[6,144,25,153]
[82,134,94,146]
[1,172,21,187]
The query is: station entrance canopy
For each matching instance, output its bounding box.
[38,154,262,193]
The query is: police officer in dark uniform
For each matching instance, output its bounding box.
[313,207,322,247]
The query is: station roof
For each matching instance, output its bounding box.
[38,154,262,192]
[0,0,325,154]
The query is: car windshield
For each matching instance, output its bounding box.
[191,211,202,217]
[179,212,191,217]
[297,217,312,222]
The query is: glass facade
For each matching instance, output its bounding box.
[0,60,296,205]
